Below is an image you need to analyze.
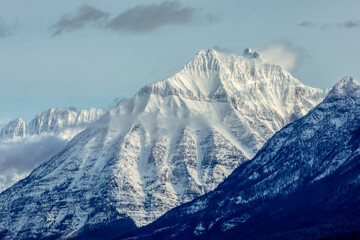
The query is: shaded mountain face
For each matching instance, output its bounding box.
[0,108,105,193]
[125,76,360,240]
[0,49,327,240]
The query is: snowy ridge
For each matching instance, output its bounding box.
[0,107,106,140]
[126,77,360,240]
[326,75,360,99]
[0,49,327,240]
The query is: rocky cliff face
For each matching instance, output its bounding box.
[0,49,327,240]
[126,76,360,240]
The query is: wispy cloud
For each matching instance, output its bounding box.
[298,20,314,28]
[259,42,302,71]
[298,19,360,30]
[52,1,213,36]
[339,20,359,29]
[212,45,232,53]
[52,5,109,36]
[107,1,196,33]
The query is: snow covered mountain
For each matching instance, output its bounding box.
[0,107,105,193]
[125,76,360,240]
[0,107,105,140]
[0,49,327,240]
[0,118,26,139]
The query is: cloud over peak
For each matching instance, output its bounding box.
[259,42,302,71]
[52,1,211,36]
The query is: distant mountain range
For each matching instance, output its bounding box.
[0,49,328,240]
[124,76,360,240]
[0,107,105,192]
[0,107,105,140]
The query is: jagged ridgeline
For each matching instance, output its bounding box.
[0,49,327,240]
[0,107,105,140]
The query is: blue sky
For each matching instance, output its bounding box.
[0,0,359,124]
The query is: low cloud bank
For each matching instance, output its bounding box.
[0,134,67,192]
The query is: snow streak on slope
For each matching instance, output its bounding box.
[126,76,360,240]
[0,108,105,192]
[0,49,327,240]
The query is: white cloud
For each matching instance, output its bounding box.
[259,42,302,71]
[0,133,67,192]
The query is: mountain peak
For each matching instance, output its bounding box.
[326,76,360,100]
[14,118,25,123]
[243,48,260,59]
[0,117,26,139]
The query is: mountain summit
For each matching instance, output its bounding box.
[326,75,360,99]
[0,49,327,240]
[125,77,360,240]
[242,48,260,59]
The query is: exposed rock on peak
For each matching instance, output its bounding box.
[243,48,261,59]
[326,76,360,100]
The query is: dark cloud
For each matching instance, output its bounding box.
[298,21,314,28]
[52,1,213,36]
[339,20,359,29]
[52,4,109,36]
[107,1,196,33]
[0,134,67,192]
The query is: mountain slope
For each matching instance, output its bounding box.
[124,76,360,240]
[0,107,105,193]
[0,49,327,240]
